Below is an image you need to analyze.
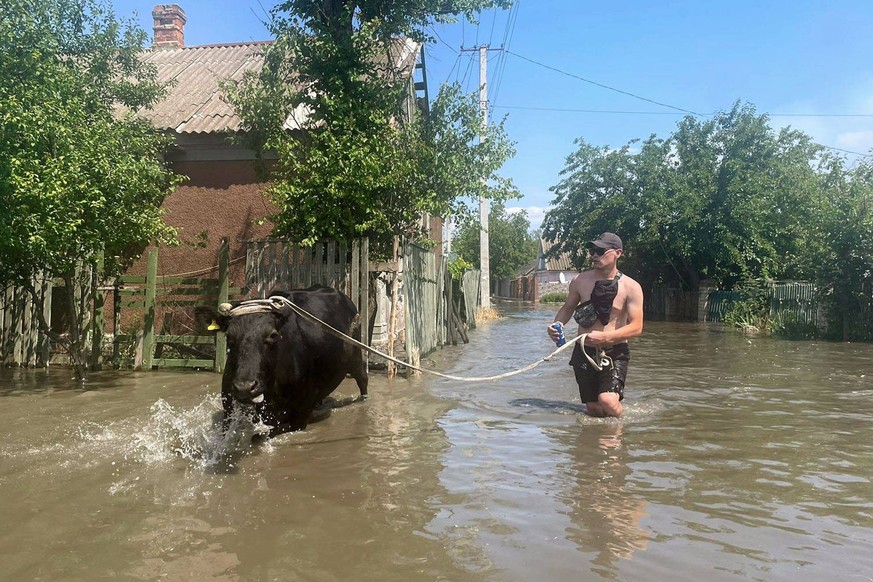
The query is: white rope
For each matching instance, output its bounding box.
[230,295,605,382]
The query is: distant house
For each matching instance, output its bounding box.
[495,239,579,301]
[532,239,578,299]
[125,4,435,285]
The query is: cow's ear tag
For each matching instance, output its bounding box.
[207,319,220,331]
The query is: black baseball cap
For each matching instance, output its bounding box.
[585,232,623,250]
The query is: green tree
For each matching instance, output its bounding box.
[815,157,873,340]
[543,102,825,290]
[226,0,517,255]
[0,0,181,379]
[452,202,537,279]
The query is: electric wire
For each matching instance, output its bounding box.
[506,49,703,116]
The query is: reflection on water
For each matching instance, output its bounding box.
[2,306,873,580]
[555,423,650,575]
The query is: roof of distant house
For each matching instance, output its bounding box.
[539,239,576,272]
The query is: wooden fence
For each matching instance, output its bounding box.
[3,238,477,371]
[0,273,52,367]
[461,269,480,329]
[403,242,445,368]
[645,285,699,321]
[704,283,818,324]
[770,282,817,323]
[112,238,370,372]
[245,238,370,355]
[113,240,234,371]
[401,243,477,371]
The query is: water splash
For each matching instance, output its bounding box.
[128,397,272,470]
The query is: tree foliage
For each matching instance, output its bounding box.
[544,102,827,288]
[0,0,181,377]
[543,100,873,339]
[452,203,537,279]
[815,156,873,339]
[226,0,518,255]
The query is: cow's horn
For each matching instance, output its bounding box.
[218,302,233,315]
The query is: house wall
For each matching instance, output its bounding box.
[537,271,577,299]
[126,158,273,288]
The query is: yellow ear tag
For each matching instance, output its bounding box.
[207,319,220,331]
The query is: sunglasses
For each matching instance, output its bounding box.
[589,247,615,257]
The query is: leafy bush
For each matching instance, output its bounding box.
[540,292,567,304]
[722,282,769,331]
[769,312,819,340]
[448,257,474,280]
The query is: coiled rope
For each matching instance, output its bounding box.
[221,296,609,382]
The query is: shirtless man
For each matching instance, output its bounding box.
[547,232,644,417]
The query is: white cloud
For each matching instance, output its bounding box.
[772,89,873,159]
[835,130,873,153]
[507,205,549,231]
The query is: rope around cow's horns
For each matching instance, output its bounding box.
[222,296,607,381]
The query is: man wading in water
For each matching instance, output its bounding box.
[547,233,644,418]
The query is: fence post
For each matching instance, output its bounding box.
[697,280,718,322]
[91,251,105,370]
[141,248,158,370]
[39,273,53,366]
[22,281,34,366]
[215,238,229,373]
[360,239,369,359]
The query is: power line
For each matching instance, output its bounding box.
[495,105,690,115]
[821,145,872,157]
[506,49,703,116]
[490,0,520,111]
[502,50,873,119]
[495,104,873,119]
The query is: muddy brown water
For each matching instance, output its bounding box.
[2,305,872,581]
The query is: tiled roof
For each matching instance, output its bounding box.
[540,239,576,272]
[138,42,272,134]
[134,37,422,135]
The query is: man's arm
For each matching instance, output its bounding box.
[547,275,582,340]
[554,275,583,324]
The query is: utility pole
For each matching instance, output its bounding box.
[461,44,500,308]
[477,44,490,309]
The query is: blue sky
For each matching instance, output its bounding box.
[113,1,873,229]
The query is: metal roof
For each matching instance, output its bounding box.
[135,37,422,135]
[138,42,271,134]
[540,238,577,272]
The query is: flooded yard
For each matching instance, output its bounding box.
[2,304,872,580]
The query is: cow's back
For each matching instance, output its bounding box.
[269,286,368,430]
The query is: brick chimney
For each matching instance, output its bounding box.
[152,4,187,48]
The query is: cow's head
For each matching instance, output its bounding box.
[212,300,292,404]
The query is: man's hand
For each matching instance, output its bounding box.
[547,323,561,342]
[584,329,610,345]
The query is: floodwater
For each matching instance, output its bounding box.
[2,305,873,581]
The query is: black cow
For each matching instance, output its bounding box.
[213,285,368,435]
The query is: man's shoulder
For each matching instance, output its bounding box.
[570,270,596,283]
[619,274,644,295]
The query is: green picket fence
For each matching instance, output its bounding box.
[113,239,235,371]
[706,283,817,324]
[770,282,817,323]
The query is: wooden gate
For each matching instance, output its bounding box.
[402,242,445,368]
[113,240,235,371]
[244,238,370,355]
[770,282,817,322]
